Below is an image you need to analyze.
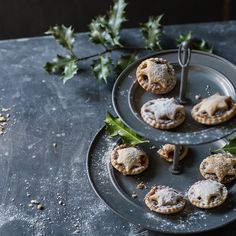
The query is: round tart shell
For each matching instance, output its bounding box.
[157,145,188,162]
[199,154,236,183]
[141,99,186,130]
[144,186,186,214]
[188,180,228,209]
[136,57,176,95]
[111,144,149,175]
[191,100,236,125]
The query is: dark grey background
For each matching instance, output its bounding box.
[0,0,236,39]
[0,20,236,235]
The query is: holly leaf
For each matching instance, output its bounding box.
[45,25,75,52]
[91,55,113,83]
[115,53,138,74]
[108,0,127,41]
[192,39,213,53]
[89,16,112,45]
[211,136,236,155]
[140,14,164,50]
[176,31,192,46]
[44,55,78,83]
[176,31,213,53]
[105,112,148,146]
[89,0,127,47]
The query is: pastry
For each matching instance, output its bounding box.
[188,180,228,209]
[191,93,236,125]
[136,57,176,94]
[144,185,185,214]
[141,98,185,129]
[111,144,149,175]
[200,153,236,183]
[157,144,188,162]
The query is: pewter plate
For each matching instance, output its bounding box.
[112,50,236,145]
[87,127,236,234]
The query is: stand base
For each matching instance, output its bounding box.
[169,165,182,175]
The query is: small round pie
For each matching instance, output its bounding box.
[111,144,149,175]
[191,93,236,125]
[136,57,176,94]
[157,144,188,162]
[188,180,228,209]
[200,153,236,183]
[144,185,186,214]
[141,98,185,129]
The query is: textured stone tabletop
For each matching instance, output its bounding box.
[0,21,236,236]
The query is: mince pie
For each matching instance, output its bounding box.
[144,185,186,214]
[111,144,149,175]
[200,153,236,183]
[141,98,185,129]
[157,144,188,162]
[191,93,236,125]
[136,57,176,94]
[188,180,228,209]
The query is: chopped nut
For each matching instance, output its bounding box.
[0,116,6,122]
[136,182,147,190]
[31,199,39,205]
[53,143,57,148]
[37,204,44,210]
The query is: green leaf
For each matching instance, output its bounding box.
[176,31,213,53]
[115,53,138,74]
[44,55,78,83]
[140,14,164,50]
[176,31,192,46]
[105,112,148,146]
[89,0,127,47]
[91,55,112,83]
[211,136,236,155]
[108,0,127,40]
[45,25,75,51]
[192,39,213,53]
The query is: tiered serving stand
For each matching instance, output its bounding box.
[87,42,236,234]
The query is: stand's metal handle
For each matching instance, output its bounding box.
[178,41,191,104]
[169,145,182,175]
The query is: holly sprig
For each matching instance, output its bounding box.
[44,0,213,84]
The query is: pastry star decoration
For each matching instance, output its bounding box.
[149,98,184,120]
[204,156,236,182]
[117,147,143,171]
[197,93,230,116]
[146,60,170,88]
[150,189,179,206]
[194,181,222,204]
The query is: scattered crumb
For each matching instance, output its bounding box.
[131,192,138,198]
[0,115,6,122]
[31,199,39,205]
[28,203,33,208]
[136,182,147,190]
[195,94,201,100]
[26,193,31,197]
[1,108,10,112]
[53,143,57,148]
[37,204,44,210]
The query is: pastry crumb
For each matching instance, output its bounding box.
[136,182,147,190]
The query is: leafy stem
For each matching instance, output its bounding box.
[77,46,146,61]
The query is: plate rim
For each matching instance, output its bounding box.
[86,126,236,234]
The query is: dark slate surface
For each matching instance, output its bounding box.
[0,21,235,236]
